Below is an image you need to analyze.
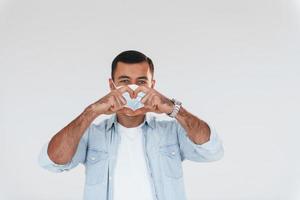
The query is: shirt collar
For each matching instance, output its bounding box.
[105,112,155,131]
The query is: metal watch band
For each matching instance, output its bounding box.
[168,98,182,118]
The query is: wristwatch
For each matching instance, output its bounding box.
[167,98,182,118]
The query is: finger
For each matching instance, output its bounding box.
[143,93,156,108]
[134,86,150,98]
[151,95,161,110]
[108,97,118,112]
[107,96,115,107]
[152,95,161,105]
[115,93,127,105]
[117,85,135,98]
[113,95,125,109]
[140,91,153,104]
[109,96,122,112]
[143,94,159,111]
[109,78,117,90]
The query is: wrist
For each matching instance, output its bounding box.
[166,99,174,115]
[85,103,102,118]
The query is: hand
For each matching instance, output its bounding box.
[131,85,174,116]
[90,81,136,116]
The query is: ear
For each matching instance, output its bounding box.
[151,79,156,89]
[109,78,116,90]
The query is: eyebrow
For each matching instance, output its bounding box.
[117,75,149,80]
[118,75,130,80]
[137,76,148,80]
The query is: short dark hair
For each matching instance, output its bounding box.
[111,50,154,80]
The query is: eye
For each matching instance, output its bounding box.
[137,80,147,85]
[120,80,130,83]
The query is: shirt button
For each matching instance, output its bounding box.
[171,151,176,155]
[109,176,112,180]
[91,157,95,160]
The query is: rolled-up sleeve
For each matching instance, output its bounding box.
[175,120,224,162]
[38,125,90,173]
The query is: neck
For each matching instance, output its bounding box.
[116,113,146,128]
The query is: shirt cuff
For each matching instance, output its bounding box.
[186,121,222,151]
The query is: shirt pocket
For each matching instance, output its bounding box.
[85,148,108,185]
[159,143,183,179]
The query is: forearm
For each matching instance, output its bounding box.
[175,106,211,145]
[47,105,99,164]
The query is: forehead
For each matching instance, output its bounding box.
[114,61,151,79]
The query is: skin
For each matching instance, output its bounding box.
[47,61,211,164]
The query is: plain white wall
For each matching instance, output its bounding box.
[1,0,300,199]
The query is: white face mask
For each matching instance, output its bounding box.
[116,84,146,111]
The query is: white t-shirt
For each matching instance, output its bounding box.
[113,122,154,200]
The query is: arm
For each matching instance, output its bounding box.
[38,127,90,172]
[127,85,224,162]
[174,107,224,162]
[47,106,98,165]
[38,81,136,170]
[175,106,211,145]
[38,105,99,173]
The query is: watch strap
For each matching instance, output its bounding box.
[168,98,182,118]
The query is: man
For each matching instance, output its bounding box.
[38,50,224,200]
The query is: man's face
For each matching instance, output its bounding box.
[110,61,155,88]
[109,61,155,116]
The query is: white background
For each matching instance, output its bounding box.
[1,0,300,199]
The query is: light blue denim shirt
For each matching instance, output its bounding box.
[38,113,224,200]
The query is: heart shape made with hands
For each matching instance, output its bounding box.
[116,84,146,111]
